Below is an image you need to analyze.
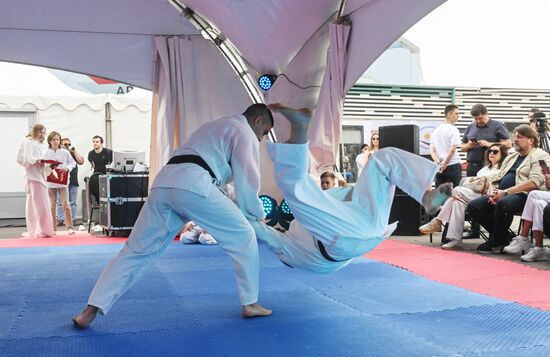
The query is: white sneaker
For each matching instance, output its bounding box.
[180,228,201,244]
[521,247,548,262]
[68,228,75,235]
[503,236,530,254]
[198,232,218,245]
[441,239,463,250]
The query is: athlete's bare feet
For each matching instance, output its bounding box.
[242,303,272,318]
[269,103,312,144]
[422,182,453,215]
[72,305,99,329]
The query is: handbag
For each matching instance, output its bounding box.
[460,176,489,194]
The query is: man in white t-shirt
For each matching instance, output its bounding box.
[430,104,462,188]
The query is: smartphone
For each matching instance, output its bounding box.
[469,137,477,143]
[539,160,549,173]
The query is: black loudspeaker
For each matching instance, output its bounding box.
[379,124,419,154]
[379,125,422,235]
[389,190,429,236]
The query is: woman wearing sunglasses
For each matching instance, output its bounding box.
[420,144,508,249]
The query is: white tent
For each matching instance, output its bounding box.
[0,62,152,219]
[0,0,446,215]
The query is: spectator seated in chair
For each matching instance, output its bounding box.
[503,162,550,261]
[467,125,550,254]
[419,144,508,249]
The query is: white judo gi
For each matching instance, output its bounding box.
[250,144,438,273]
[88,114,266,314]
[17,137,54,238]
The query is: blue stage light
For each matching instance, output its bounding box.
[259,195,279,227]
[278,199,295,230]
[258,74,277,91]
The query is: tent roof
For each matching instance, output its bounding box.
[0,62,151,111]
[0,0,445,95]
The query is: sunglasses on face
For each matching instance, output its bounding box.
[372,137,379,141]
[488,149,499,155]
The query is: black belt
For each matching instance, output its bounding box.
[467,161,483,165]
[167,155,217,181]
[316,239,347,263]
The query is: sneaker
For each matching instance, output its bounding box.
[180,229,200,244]
[463,230,480,239]
[419,219,443,234]
[68,228,75,235]
[57,220,65,227]
[477,241,493,254]
[198,232,218,245]
[441,239,463,250]
[521,247,548,262]
[503,236,531,254]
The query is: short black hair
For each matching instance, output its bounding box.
[444,104,459,116]
[243,103,274,127]
[360,144,369,150]
[92,135,104,144]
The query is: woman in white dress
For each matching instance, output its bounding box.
[44,131,76,234]
[419,143,509,249]
[16,124,55,238]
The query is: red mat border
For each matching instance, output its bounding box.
[0,233,126,248]
[366,240,550,311]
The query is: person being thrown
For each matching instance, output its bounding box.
[249,103,452,273]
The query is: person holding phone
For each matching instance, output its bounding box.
[503,159,550,261]
[461,104,511,239]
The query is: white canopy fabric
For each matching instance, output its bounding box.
[0,62,151,112]
[0,0,446,182]
[308,20,351,175]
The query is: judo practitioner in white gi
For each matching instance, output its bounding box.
[73,104,274,328]
[249,104,452,273]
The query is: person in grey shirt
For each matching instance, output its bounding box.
[460,104,512,239]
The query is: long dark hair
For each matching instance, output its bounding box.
[484,143,508,168]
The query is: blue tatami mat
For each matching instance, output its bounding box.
[1,242,550,356]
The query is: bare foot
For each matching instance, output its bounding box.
[422,182,453,215]
[242,303,272,318]
[72,305,99,329]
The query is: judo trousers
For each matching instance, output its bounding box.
[252,144,438,270]
[88,185,260,314]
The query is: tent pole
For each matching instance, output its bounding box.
[105,102,112,149]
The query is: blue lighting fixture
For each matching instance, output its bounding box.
[259,195,279,227]
[278,199,295,230]
[258,74,277,91]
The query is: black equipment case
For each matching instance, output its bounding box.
[99,174,149,233]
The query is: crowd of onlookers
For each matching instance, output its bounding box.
[17,124,113,237]
[418,103,550,263]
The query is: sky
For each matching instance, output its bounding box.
[403,0,550,89]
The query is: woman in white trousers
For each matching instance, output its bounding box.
[419,143,508,249]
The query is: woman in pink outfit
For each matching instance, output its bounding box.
[16,124,55,238]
